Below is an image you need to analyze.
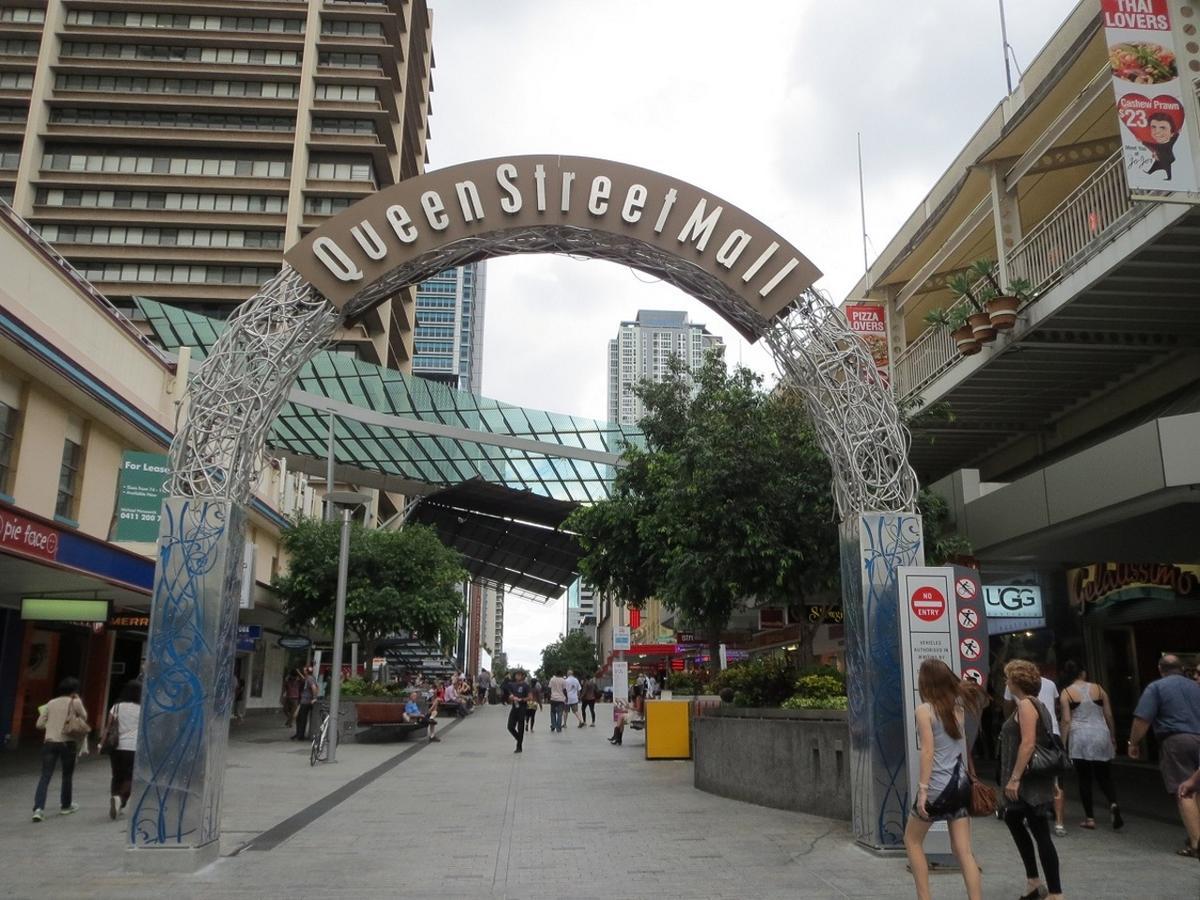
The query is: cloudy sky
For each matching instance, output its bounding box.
[425,0,1081,670]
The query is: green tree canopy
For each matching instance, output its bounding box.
[272,518,467,680]
[537,630,599,680]
[568,350,840,669]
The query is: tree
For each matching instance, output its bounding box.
[537,630,599,680]
[569,351,840,670]
[272,518,467,681]
[491,652,508,684]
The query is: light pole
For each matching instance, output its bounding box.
[324,490,370,763]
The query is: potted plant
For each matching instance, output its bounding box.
[923,306,980,357]
[947,272,995,344]
[971,259,1020,331]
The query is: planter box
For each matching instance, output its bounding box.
[693,707,850,821]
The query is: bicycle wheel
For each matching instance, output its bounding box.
[310,719,327,765]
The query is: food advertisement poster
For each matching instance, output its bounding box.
[844,301,890,386]
[1102,0,1199,194]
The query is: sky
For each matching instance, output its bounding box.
[425,0,1082,671]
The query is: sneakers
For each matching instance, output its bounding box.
[31,809,43,822]
[513,747,522,753]
[1111,803,1124,830]
[589,722,595,727]
[60,805,79,816]
[428,736,441,742]
[110,796,120,820]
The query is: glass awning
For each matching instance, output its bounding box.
[136,299,642,502]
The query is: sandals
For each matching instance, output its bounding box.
[1176,843,1198,858]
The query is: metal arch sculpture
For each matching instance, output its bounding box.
[132,155,922,867]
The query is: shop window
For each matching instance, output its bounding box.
[0,399,19,494]
[55,430,83,520]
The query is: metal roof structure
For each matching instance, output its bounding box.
[136,299,641,505]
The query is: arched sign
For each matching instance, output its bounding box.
[133,154,922,866]
[284,155,821,341]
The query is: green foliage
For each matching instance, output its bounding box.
[272,518,467,678]
[1007,277,1033,301]
[537,630,599,679]
[917,489,973,564]
[923,307,951,329]
[782,666,848,710]
[568,350,839,667]
[664,671,710,695]
[970,258,1003,294]
[710,656,797,708]
[340,677,405,698]
[782,694,849,710]
[946,272,983,312]
[795,673,845,698]
[491,652,508,684]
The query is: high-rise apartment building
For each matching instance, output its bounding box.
[412,262,487,393]
[0,0,432,369]
[607,310,723,425]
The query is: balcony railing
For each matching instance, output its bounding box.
[894,149,1140,401]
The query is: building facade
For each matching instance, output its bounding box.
[0,0,433,369]
[851,0,1200,752]
[607,309,722,426]
[412,262,488,393]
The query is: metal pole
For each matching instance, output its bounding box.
[857,133,869,289]
[327,506,352,763]
[998,0,1013,94]
[325,409,336,522]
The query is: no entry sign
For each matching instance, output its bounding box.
[910,586,946,622]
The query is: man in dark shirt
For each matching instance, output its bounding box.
[502,670,531,753]
[1129,654,1200,856]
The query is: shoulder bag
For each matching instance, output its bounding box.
[967,774,997,816]
[1025,699,1072,776]
[62,696,91,740]
[101,704,121,753]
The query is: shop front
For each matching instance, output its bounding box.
[0,506,153,748]
[1069,563,1200,750]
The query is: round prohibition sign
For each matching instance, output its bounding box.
[959,637,982,661]
[962,668,984,685]
[955,577,977,601]
[910,586,946,623]
[957,607,980,631]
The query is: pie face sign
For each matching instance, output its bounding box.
[284,155,822,340]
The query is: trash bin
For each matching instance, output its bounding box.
[644,699,690,760]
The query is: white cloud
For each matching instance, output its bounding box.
[427,0,1082,661]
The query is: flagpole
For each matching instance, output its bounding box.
[857,132,869,290]
[999,0,1014,94]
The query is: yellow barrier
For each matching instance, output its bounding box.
[644,700,691,759]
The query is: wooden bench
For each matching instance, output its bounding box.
[353,702,426,743]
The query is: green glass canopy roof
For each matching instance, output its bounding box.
[136,299,641,503]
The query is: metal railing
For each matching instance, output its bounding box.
[894,149,1138,402]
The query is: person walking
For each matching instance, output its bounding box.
[502,670,531,753]
[281,669,302,728]
[1001,659,1064,900]
[103,680,141,819]
[1059,660,1122,831]
[903,660,982,900]
[548,670,566,733]
[565,669,584,729]
[580,674,598,727]
[292,665,319,741]
[1128,653,1200,858]
[477,669,491,704]
[31,677,89,822]
[525,679,542,732]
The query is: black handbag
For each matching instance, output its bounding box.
[100,704,120,754]
[1025,700,1072,776]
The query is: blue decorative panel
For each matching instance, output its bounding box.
[840,512,924,850]
[129,498,246,851]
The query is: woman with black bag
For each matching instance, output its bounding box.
[1001,659,1066,900]
[903,659,983,900]
[102,680,142,820]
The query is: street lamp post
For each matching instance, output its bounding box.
[325,490,370,763]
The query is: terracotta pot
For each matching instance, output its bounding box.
[968,312,996,343]
[952,325,981,356]
[987,295,1020,330]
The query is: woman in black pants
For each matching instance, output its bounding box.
[1001,660,1064,900]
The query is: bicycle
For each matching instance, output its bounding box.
[310,704,344,766]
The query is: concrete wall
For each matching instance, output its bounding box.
[693,709,851,821]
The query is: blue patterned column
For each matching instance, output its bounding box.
[841,512,924,851]
[128,498,246,869]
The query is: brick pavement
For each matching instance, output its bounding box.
[0,706,1196,899]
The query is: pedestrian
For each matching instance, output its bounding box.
[565,668,584,729]
[502,669,531,753]
[1128,653,1200,858]
[1059,660,1122,831]
[292,665,319,741]
[1005,664,1067,836]
[477,669,491,704]
[281,669,302,727]
[103,680,141,820]
[31,677,89,822]
[903,660,982,900]
[525,679,542,732]
[548,670,566,733]
[580,673,598,727]
[1000,659,1064,900]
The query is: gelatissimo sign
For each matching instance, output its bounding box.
[1068,562,1200,609]
[284,155,822,341]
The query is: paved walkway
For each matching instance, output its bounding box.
[0,706,1196,899]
